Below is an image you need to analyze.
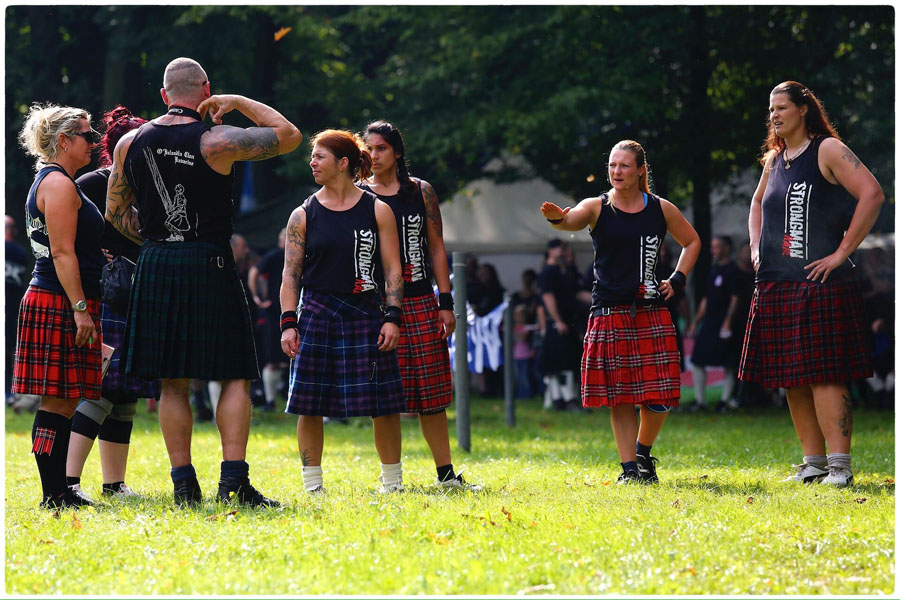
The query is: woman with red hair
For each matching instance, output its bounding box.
[280,129,406,494]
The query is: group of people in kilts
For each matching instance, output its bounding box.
[12,61,883,512]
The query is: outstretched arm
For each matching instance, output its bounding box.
[105,131,144,245]
[279,206,306,358]
[541,196,603,231]
[198,94,303,173]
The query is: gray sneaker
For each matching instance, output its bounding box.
[102,483,141,498]
[821,466,854,488]
[68,483,96,504]
[782,462,828,483]
[436,474,483,492]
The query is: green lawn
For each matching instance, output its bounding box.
[5,396,894,595]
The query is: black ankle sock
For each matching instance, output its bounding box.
[170,464,197,483]
[66,476,80,487]
[621,461,638,473]
[436,464,455,482]
[32,410,72,499]
[102,481,124,493]
[636,442,652,457]
[221,460,249,480]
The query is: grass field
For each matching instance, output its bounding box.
[5,394,895,595]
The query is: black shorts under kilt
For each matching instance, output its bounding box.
[738,279,872,389]
[120,240,260,381]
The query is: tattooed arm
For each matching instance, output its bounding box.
[105,131,144,245]
[419,179,455,339]
[805,137,884,282]
[280,206,306,358]
[375,199,403,352]
[197,94,303,174]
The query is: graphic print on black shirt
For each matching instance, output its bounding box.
[143,147,191,241]
[400,213,426,284]
[782,181,812,260]
[637,234,661,300]
[353,227,378,293]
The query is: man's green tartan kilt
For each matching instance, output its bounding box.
[119,239,260,381]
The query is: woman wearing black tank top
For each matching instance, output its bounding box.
[14,103,104,509]
[280,129,407,494]
[541,140,700,484]
[740,81,884,488]
[360,120,481,491]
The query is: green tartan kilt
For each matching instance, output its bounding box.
[120,239,260,381]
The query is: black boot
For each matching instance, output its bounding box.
[173,477,203,506]
[42,487,95,510]
[217,476,280,508]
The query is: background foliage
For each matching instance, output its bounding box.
[5,5,894,290]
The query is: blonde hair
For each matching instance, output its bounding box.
[607,139,652,211]
[18,103,90,171]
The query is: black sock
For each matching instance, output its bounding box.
[436,464,455,482]
[170,464,197,484]
[32,410,72,499]
[636,442,652,458]
[221,460,249,480]
[66,476,80,487]
[102,481,124,494]
[621,461,638,473]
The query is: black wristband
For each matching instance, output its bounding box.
[280,310,298,332]
[546,217,563,224]
[383,305,402,326]
[438,292,454,311]
[668,270,687,294]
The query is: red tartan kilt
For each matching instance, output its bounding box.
[581,305,681,407]
[738,279,873,388]
[397,293,453,413]
[11,286,103,401]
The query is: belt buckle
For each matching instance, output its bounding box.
[600,307,612,316]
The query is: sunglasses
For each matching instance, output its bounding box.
[71,129,101,144]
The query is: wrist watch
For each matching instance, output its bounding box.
[72,300,88,312]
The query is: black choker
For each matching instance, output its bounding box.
[167,106,202,121]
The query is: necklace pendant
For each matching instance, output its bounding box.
[785,161,791,170]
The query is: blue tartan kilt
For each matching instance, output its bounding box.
[120,240,260,381]
[286,290,404,418]
[101,301,160,402]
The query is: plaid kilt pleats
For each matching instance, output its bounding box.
[12,286,103,400]
[120,240,260,381]
[738,279,872,388]
[286,290,404,418]
[397,293,452,413]
[100,302,160,402]
[581,305,681,407]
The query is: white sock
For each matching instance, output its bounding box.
[207,381,222,416]
[380,462,402,487]
[691,365,706,405]
[262,365,281,404]
[826,453,852,472]
[722,368,737,403]
[544,376,561,408]
[302,465,323,491]
[803,454,827,468]
[561,371,576,402]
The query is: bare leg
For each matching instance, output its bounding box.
[98,440,129,483]
[637,407,669,447]
[297,416,324,466]
[65,432,95,479]
[811,382,852,454]
[215,379,251,462]
[419,411,452,467]
[609,404,639,462]
[372,414,402,464]
[785,385,826,456]
[158,378,193,468]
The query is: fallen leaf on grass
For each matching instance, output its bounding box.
[40,539,55,544]
[501,506,512,521]
[206,510,238,521]
[699,475,709,480]
[855,497,867,504]
[746,496,754,504]
[71,513,82,530]
[583,480,594,488]
[671,499,680,508]
[602,481,610,486]
[885,478,894,484]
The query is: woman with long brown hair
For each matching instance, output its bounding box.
[740,81,884,487]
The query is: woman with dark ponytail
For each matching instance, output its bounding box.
[280,129,407,494]
[740,81,884,487]
[66,106,157,503]
[359,120,481,491]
